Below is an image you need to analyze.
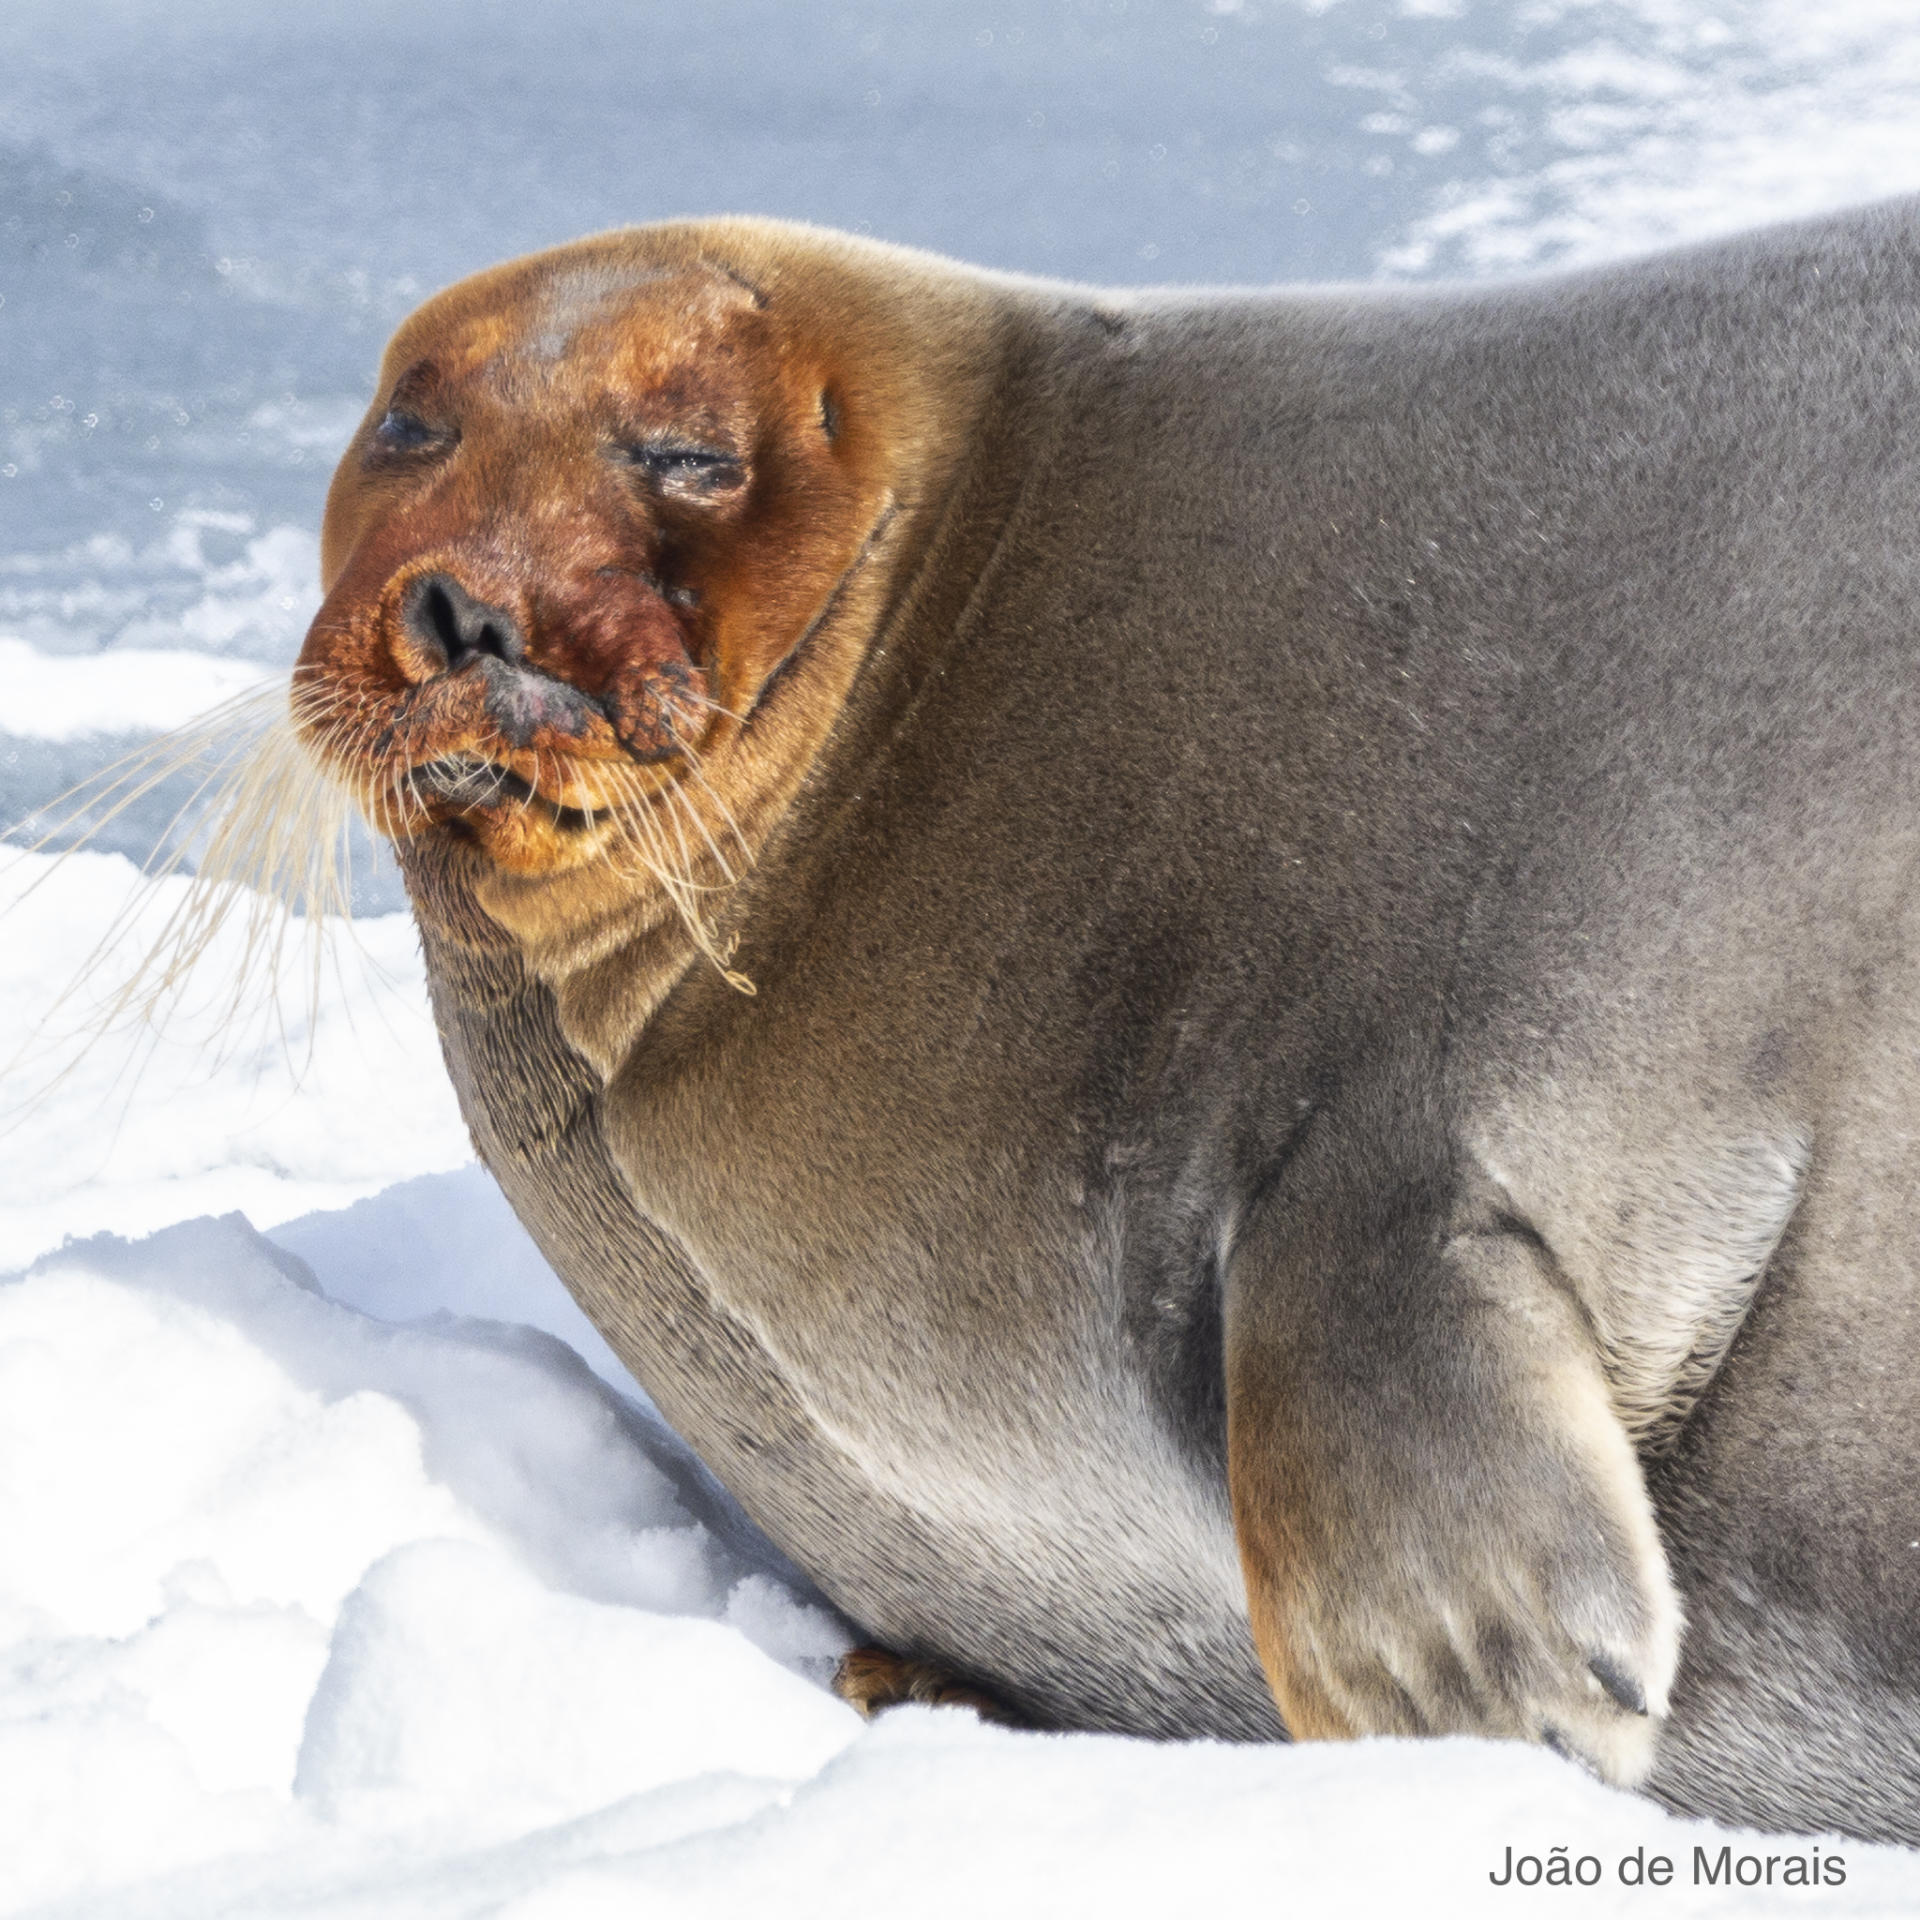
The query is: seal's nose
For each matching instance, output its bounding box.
[403,573,527,672]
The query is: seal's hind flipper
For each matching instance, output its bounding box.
[832,1646,1029,1727]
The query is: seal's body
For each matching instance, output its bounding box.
[300,203,1920,1840]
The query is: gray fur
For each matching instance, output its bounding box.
[405,199,1920,1838]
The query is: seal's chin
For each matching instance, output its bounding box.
[434,795,613,874]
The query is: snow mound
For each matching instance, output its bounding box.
[270,1165,635,1392]
[295,1539,853,1838]
[0,849,470,1273]
[0,1215,855,1916]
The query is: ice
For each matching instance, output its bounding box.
[1378,2,1920,275]
[5,1226,1912,1917]
[0,636,273,742]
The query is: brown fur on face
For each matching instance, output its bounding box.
[296,224,997,918]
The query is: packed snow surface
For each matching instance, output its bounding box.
[0,850,471,1274]
[9,0,1920,1912]
[7,1217,1918,1918]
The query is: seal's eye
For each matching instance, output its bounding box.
[372,408,445,454]
[621,442,746,500]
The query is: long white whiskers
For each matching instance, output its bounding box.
[0,674,375,1120]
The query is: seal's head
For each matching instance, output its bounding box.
[295,222,1001,980]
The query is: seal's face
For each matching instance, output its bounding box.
[296,243,874,881]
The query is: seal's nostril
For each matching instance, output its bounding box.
[404,572,526,670]
[424,583,461,659]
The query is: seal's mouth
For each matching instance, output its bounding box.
[284,533,730,880]
[290,240,901,912]
[408,753,602,834]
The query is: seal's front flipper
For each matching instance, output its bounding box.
[833,1646,1030,1727]
[1224,1100,1681,1785]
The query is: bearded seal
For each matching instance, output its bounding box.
[291,204,1920,1840]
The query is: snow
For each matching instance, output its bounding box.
[9,0,1920,1912]
[9,1220,1917,1918]
[0,849,471,1274]
[0,638,273,743]
[0,1218,858,1916]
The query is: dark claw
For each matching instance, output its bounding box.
[1588,1653,1648,1715]
[1539,1723,1602,1780]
